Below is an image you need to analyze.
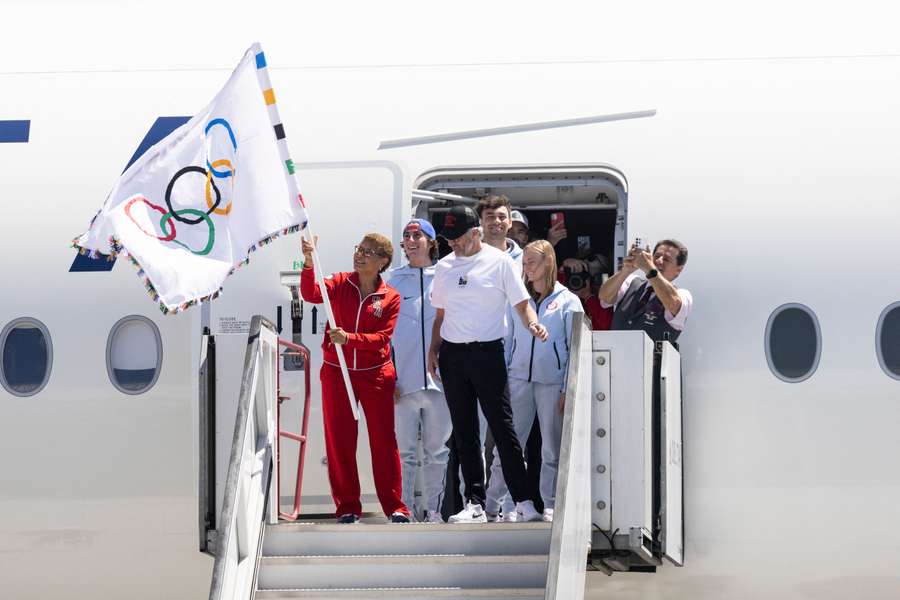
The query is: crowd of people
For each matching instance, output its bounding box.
[299,194,692,524]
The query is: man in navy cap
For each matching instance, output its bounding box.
[427,205,548,523]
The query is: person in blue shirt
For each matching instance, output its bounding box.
[485,239,584,522]
[384,219,451,523]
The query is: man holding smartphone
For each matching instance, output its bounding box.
[598,239,693,342]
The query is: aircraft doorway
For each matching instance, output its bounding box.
[412,164,628,276]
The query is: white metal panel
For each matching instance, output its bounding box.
[660,342,684,566]
[590,331,654,535]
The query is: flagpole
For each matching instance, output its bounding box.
[250,44,359,421]
[299,224,360,421]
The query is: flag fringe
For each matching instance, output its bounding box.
[70,221,307,315]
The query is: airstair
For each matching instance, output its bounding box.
[199,315,683,600]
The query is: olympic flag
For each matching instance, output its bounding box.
[73,43,307,313]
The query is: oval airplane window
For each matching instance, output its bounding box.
[765,304,821,383]
[876,302,900,380]
[106,316,162,394]
[0,317,53,397]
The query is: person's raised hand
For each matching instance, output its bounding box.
[301,235,319,265]
[562,257,589,272]
[547,222,568,246]
[634,247,654,273]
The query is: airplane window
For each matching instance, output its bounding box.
[0,318,53,397]
[876,302,900,380]
[765,304,821,383]
[106,316,162,394]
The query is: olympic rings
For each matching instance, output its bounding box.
[166,166,221,224]
[205,118,237,178]
[126,117,237,255]
[206,159,234,215]
[125,195,177,242]
[159,209,215,255]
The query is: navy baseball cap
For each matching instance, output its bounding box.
[439,206,480,240]
[403,218,436,240]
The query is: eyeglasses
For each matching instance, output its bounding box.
[354,245,385,258]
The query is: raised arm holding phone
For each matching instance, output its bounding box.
[599,238,694,342]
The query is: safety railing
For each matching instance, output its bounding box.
[276,338,312,521]
[545,316,594,600]
[209,316,280,600]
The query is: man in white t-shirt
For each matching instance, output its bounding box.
[599,238,693,343]
[427,205,548,523]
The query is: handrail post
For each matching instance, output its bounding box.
[276,338,313,521]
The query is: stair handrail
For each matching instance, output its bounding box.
[545,316,594,600]
[208,315,280,600]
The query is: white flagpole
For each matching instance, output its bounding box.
[251,44,359,421]
[299,220,360,421]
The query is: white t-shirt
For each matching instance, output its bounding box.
[431,244,530,343]
[601,272,693,331]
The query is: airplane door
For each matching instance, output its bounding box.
[208,160,406,518]
[659,341,684,566]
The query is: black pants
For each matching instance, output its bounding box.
[439,339,531,507]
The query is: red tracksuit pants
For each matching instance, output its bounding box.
[320,362,408,518]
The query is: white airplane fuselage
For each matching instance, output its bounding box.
[1,42,899,600]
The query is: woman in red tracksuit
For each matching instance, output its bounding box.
[300,233,410,523]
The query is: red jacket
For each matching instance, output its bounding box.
[300,267,400,371]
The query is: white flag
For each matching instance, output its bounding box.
[73,43,307,313]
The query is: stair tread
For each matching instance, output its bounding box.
[267,522,550,532]
[261,553,548,564]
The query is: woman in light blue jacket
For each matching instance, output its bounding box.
[485,240,583,522]
[384,219,451,523]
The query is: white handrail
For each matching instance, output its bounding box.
[208,315,280,600]
[545,317,593,600]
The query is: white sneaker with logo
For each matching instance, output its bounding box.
[485,511,501,523]
[542,508,554,522]
[449,502,487,524]
[502,509,518,522]
[516,500,543,523]
[423,510,445,524]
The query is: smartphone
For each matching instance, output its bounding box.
[632,236,643,251]
[550,212,565,228]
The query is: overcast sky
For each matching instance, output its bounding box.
[1,0,897,73]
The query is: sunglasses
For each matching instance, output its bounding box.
[354,245,386,259]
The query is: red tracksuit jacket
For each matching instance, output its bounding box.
[300,267,400,370]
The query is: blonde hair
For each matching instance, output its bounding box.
[523,239,557,300]
[361,232,394,273]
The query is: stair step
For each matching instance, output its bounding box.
[255,587,545,599]
[263,522,552,557]
[256,553,548,590]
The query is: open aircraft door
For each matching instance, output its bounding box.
[659,341,684,566]
[199,160,407,544]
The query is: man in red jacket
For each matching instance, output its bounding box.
[300,232,410,523]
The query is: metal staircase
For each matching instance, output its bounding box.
[255,521,551,599]
[205,315,601,600]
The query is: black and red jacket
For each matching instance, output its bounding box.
[300,267,400,370]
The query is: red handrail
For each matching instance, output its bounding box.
[276,338,312,521]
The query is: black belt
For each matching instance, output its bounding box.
[442,338,502,347]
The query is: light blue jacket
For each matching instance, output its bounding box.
[385,264,442,396]
[506,282,583,392]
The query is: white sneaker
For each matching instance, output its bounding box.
[423,510,445,524]
[502,509,518,522]
[542,508,554,522]
[516,500,542,523]
[485,511,501,523]
[449,501,487,523]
